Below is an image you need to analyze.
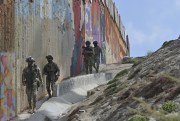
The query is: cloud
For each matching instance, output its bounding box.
[126,22,173,47]
[175,0,180,8]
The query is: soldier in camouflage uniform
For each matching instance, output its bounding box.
[22,56,43,113]
[93,41,102,73]
[43,55,60,99]
[82,41,94,74]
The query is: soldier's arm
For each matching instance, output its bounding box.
[42,65,47,76]
[22,69,26,86]
[55,64,60,76]
[37,67,43,84]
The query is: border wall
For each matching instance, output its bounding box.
[0,0,129,120]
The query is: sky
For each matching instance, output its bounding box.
[113,0,180,57]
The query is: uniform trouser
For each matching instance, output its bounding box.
[84,60,92,74]
[46,80,55,97]
[26,84,37,109]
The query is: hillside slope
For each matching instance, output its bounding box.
[64,39,180,121]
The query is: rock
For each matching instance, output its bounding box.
[87,90,95,97]
[78,110,86,113]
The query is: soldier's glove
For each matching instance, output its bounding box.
[55,75,60,82]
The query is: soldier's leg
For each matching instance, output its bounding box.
[84,61,89,74]
[96,58,100,73]
[32,84,37,112]
[89,60,92,74]
[26,87,32,110]
[94,59,98,73]
[51,81,55,97]
[46,80,51,98]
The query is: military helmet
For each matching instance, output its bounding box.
[93,41,98,45]
[26,56,35,63]
[85,41,91,45]
[46,55,53,60]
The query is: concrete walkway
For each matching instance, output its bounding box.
[11,64,132,121]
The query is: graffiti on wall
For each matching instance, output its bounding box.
[0,53,16,121]
[52,0,72,34]
[91,0,101,46]
[71,0,84,76]
[100,3,106,63]
[105,7,126,63]
[0,1,16,120]
[85,2,92,42]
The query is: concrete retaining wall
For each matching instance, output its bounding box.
[55,73,112,97]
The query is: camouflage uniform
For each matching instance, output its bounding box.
[43,55,60,98]
[93,41,102,73]
[83,41,94,74]
[22,57,42,113]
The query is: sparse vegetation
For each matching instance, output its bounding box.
[122,58,139,65]
[107,69,128,85]
[105,69,129,96]
[114,69,129,78]
[128,114,148,121]
[128,68,141,80]
[161,40,173,49]
[106,83,117,90]
[146,51,153,57]
[130,97,180,121]
[161,101,178,113]
[161,73,180,84]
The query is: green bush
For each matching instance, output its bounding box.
[146,51,153,57]
[161,40,173,49]
[114,69,128,79]
[107,69,129,85]
[161,101,177,113]
[122,58,139,65]
[128,114,148,121]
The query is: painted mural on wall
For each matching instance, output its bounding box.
[52,0,72,34]
[85,2,92,42]
[0,0,128,120]
[0,53,16,121]
[71,0,85,76]
[91,0,101,46]
[0,1,16,120]
[105,7,126,63]
[100,3,106,63]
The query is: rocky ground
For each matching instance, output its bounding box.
[62,39,180,121]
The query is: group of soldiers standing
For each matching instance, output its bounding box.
[82,40,102,74]
[22,40,102,114]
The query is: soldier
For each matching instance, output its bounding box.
[93,41,102,73]
[82,41,94,74]
[43,55,60,99]
[22,56,43,113]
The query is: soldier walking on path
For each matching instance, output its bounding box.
[82,41,95,74]
[93,41,102,73]
[22,56,43,113]
[43,55,60,99]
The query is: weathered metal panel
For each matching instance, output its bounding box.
[0,0,14,52]
[14,0,75,114]
[0,0,16,121]
[0,52,16,121]
[105,7,126,63]
[71,0,84,76]
[91,0,101,46]
[0,0,128,120]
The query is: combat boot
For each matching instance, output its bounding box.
[32,107,37,113]
[28,107,32,113]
